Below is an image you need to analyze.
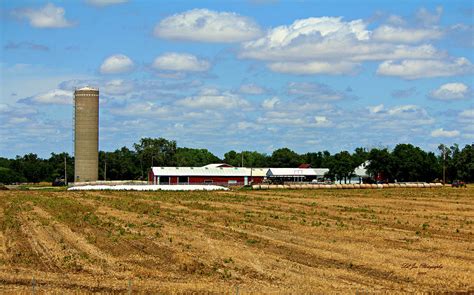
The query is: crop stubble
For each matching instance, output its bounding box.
[0,187,472,293]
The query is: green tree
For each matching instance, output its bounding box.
[270,148,301,168]
[0,167,26,184]
[223,150,241,167]
[176,148,220,166]
[327,151,354,183]
[48,152,74,182]
[11,153,49,183]
[366,148,395,182]
[352,147,369,167]
[134,138,177,179]
[454,144,474,182]
[391,144,426,182]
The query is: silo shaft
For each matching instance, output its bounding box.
[74,88,99,182]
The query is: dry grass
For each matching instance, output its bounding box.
[0,187,472,293]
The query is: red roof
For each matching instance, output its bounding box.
[298,163,311,168]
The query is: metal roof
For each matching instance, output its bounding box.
[248,168,268,177]
[152,167,256,177]
[202,163,233,168]
[151,167,329,177]
[354,161,369,177]
[267,168,329,177]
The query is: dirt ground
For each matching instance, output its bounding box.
[0,187,472,293]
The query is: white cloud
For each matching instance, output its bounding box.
[240,17,441,64]
[459,109,474,119]
[288,82,347,101]
[13,3,74,28]
[22,89,73,105]
[262,97,280,110]
[314,116,332,127]
[85,0,128,7]
[111,102,169,117]
[372,26,443,43]
[367,104,434,126]
[102,79,134,95]
[268,61,357,75]
[431,128,460,138]
[152,53,210,72]
[377,58,473,79]
[100,54,134,74]
[237,16,458,77]
[368,104,384,114]
[387,104,419,115]
[429,83,470,100]
[176,88,250,109]
[9,117,30,124]
[236,121,263,130]
[416,6,443,26]
[386,15,406,26]
[239,83,266,95]
[154,9,262,43]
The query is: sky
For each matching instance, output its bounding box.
[0,0,473,159]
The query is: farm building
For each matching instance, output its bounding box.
[148,165,267,186]
[266,168,329,183]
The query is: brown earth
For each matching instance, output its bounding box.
[0,187,472,293]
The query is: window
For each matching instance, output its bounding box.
[204,180,213,184]
[178,176,189,184]
[228,180,237,184]
[159,176,170,185]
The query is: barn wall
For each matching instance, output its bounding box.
[148,170,154,184]
[149,173,264,185]
[188,176,245,185]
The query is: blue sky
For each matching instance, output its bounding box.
[1,0,473,158]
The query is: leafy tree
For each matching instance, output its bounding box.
[0,167,26,184]
[302,151,332,168]
[352,147,369,167]
[241,151,269,167]
[451,144,474,182]
[48,153,74,182]
[270,148,301,168]
[11,153,48,183]
[176,148,220,166]
[366,148,395,182]
[134,138,177,179]
[391,144,426,182]
[223,150,269,167]
[99,147,141,180]
[223,150,241,167]
[327,151,354,183]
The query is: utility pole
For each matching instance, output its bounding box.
[64,155,67,185]
[442,145,446,185]
[241,152,244,167]
[104,154,107,181]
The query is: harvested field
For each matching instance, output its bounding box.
[0,187,472,293]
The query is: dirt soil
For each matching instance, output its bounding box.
[0,187,472,293]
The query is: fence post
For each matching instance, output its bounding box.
[236,285,239,295]
[32,276,35,294]
[128,279,132,295]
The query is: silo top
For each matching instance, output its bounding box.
[76,86,99,91]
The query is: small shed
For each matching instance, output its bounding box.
[266,168,329,183]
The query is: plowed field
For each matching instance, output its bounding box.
[0,187,472,293]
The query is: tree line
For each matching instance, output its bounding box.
[0,138,472,184]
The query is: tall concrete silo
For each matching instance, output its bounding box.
[74,87,99,182]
